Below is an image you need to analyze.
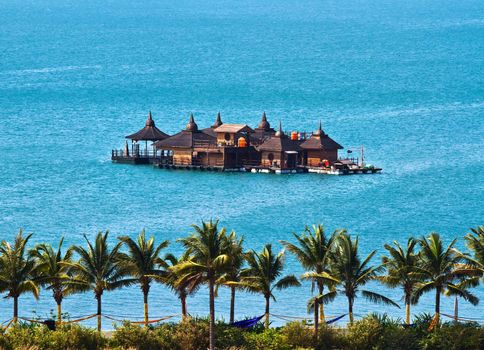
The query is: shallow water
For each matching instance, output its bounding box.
[0,0,483,327]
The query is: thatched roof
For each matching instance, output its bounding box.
[299,122,343,150]
[126,112,170,141]
[257,122,301,152]
[154,130,216,149]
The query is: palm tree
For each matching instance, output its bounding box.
[379,238,421,325]
[0,230,40,323]
[239,244,300,329]
[413,232,479,325]
[220,231,245,324]
[281,225,339,335]
[32,237,74,323]
[174,220,231,350]
[163,251,200,318]
[118,230,169,326]
[68,231,130,331]
[465,226,484,279]
[331,232,399,324]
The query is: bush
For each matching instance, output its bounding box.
[109,322,177,350]
[0,323,106,350]
[243,328,290,350]
[316,325,347,350]
[346,316,384,350]
[419,322,484,350]
[172,318,209,350]
[281,321,314,349]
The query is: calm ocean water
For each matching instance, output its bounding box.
[0,0,483,327]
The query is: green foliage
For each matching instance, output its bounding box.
[109,322,176,350]
[243,328,290,350]
[280,321,314,349]
[419,322,484,350]
[0,323,106,350]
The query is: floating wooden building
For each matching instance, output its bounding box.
[112,112,381,175]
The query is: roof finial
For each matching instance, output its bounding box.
[186,113,198,132]
[212,111,223,128]
[145,110,155,127]
[313,119,325,137]
[258,111,271,130]
[275,120,284,137]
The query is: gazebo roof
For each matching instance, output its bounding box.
[126,112,170,141]
[299,122,343,150]
[154,130,216,149]
[257,122,301,152]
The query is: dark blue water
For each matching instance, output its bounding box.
[0,0,483,327]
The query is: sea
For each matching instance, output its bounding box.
[0,0,483,328]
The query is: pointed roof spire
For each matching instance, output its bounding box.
[313,120,325,137]
[275,120,284,138]
[145,110,155,127]
[257,111,271,130]
[186,113,198,132]
[212,111,223,128]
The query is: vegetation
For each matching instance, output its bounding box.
[67,231,130,331]
[330,232,400,324]
[0,223,482,350]
[281,225,339,336]
[117,230,169,326]
[0,316,482,350]
[239,244,300,328]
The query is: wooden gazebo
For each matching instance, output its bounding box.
[125,111,170,155]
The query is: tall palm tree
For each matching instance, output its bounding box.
[0,230,39,323]
[118,230,169,326]
[68,231,130,331]
[32,237,74,323]
[239,244,300,329]
[465,226,484,280]
[379,238,421,325]
[220,231,245,324]
[331,232,399,324]
[413,232,479,325]
[174,220,231,350]
[281,225,339,335]
[163,251,200,318]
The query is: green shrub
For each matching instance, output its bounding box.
[346,316,384,350]
[281,321,314,349]
[172,318,209,350]
[315,325,347,350]
[419,322,484,350]
[215,323,247,349]
[110,322,176,350]
[1,323,105,350]
[243,328,290,350]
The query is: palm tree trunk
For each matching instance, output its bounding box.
[314,296,319,339]
[181,295,187,319]
[454,296,458,322]
[57,301,62,324]
[230,286,235,324]
[318,283,325,323]
[209,278,216,350]
[348,297,354,325]
[143,290,149,327]
[435,287,441,326]
[405,303,411,325]
[96,294,102,332]
[265,295,270,329]
[13,296,18,323]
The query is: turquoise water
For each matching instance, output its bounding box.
[0,0,483,327]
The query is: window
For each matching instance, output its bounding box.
[224,133,231,141]
[268,153,274,162]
